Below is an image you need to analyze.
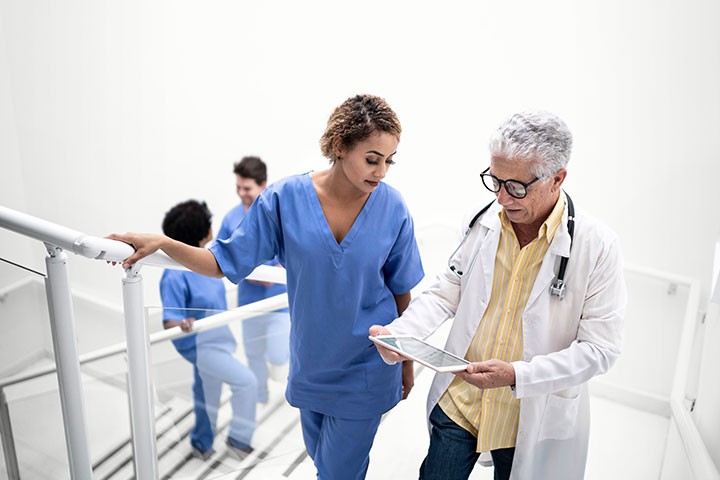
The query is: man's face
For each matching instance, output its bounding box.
[489,155,566,230]
[236,176,266,208]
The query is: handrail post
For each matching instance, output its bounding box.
[122,265,158,479]
[44,245,93,479]
[0,388,20,480]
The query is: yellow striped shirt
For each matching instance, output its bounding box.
[438,194,565,451]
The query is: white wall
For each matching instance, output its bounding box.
[0,7,35,284]
[1,0,719,309]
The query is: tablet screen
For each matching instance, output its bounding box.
[372,336,469,372]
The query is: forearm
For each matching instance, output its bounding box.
[393,292,411,315]
[160,237,223,278]
[111,231,224,277]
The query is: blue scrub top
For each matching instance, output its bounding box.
[210,173,424,419]
[160,269,237,357]
[218,203,288,309]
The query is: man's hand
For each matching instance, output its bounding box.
[369,325,415,399]
[455,359,516,389]
[368,325,409,365]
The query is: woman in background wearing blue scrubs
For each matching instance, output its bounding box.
[159,200,257,460]
[111,94,424,479]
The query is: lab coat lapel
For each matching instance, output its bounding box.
[478,204,502,305]
[525,203,572,310]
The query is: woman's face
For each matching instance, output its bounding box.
[336,132,399,194]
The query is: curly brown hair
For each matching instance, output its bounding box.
[319,94,402,163]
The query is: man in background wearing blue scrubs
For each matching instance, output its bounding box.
[218,156,290,404]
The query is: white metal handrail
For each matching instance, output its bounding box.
[0,293,288,390]
[0,205,287,284]
[0,204,287,480]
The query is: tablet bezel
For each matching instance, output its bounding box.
[369,335,470,373]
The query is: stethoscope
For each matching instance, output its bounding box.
[448,192,575,300]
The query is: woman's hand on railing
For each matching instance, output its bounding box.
[106,232,168,268]
[106,232,224,277]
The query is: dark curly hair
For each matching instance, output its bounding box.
[319,94,402,163]
[162,200,212,247]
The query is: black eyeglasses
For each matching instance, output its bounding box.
[479,167,541,199]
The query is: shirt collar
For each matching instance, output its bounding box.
[498,193,565,243]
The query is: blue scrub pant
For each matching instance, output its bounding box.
[300,409,382,480]
[242,312,290,402]
[419,404,515,480]
[189,365,215,452]
[177,349,214,453]
[197,347,258,449]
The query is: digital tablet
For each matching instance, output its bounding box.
[369,335,470,373]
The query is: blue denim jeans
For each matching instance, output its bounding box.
[419,404,515,480]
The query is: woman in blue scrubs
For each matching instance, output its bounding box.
[111,94,424,479]
[159,200,257,460]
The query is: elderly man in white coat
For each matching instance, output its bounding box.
[370,110,626,480]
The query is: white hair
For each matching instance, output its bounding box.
[488,110,573,180]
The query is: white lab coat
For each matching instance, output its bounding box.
[387,197,626,480]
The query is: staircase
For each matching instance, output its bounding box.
[89,378,307,480]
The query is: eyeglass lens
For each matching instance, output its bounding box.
[480,174,528,199]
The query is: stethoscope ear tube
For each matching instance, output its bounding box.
[447,200,494,277]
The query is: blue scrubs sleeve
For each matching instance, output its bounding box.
[160,270,196,353]
[160,271,189,321]
[383,213,424,295]
[209,193,282,284]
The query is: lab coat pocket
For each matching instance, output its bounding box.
[538,389,580,441]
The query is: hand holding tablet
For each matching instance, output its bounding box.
[369,335,469,373]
